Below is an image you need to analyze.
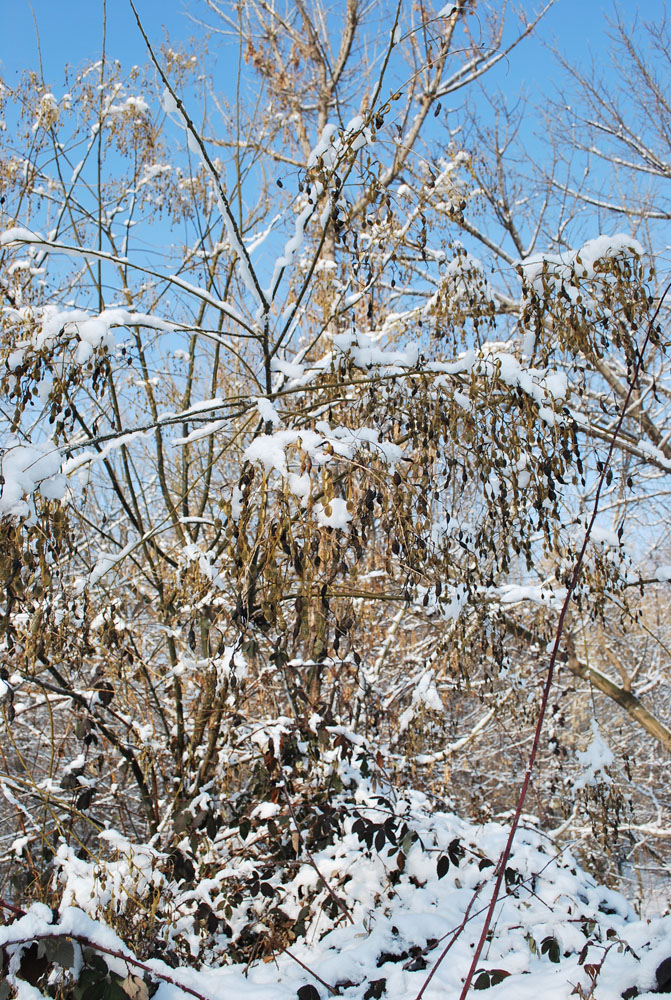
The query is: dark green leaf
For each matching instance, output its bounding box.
[76,787,94,811]
[447,838,464,867]
[44,936,76,969]
[79,980,107,1000]
[297,986,321,1000]
[490,970,510,986]
[363,978,386,1000]
[105,979,133,1000]
[437,855,450,879]
[18,942,48,986]
[541,936,561,963]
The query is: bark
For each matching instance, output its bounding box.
[504,616,671,753]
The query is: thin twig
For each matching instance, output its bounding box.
[280,943,338,997]
[128,0,268,316]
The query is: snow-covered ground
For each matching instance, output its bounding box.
[2,779,670,999]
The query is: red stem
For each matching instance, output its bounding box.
[455,280,671,1000]
[414,883,482,1000]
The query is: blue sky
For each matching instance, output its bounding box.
[1,0,666,93]
[1,0,667,271]
[1,0,196,82]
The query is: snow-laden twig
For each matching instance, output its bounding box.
[0,227,255,333]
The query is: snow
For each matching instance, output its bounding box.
[2,304,177,377]
[398,669,444,732]
[287,472,311,504]
[72,317,113,363]
[61,428,151,477]
[243,421,400,504]
[521,233,645,292]
[85,539,138,588]
[315,497,352,529]
[108,95,149,116]
[441,249,489,303]
[139,162,172,184]
[172,419,226,447]
[270,357,305,380]
[255,396,280,427]
[249,802,281,821]
[307,123,341,170]
[0,441,65,518]
[578,234,645,272]
[230,485,243,520]
[0,226,46,247]
[244,432,293,476]
[588,524,622,548]
[179,544,225,590]
[494,583,567,608]
[329,329,420,370]
[428,343,567,420]
[574,719,614,790]
[100,307,180,332]
[161,87,179,116]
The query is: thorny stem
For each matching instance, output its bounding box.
[1,898,337,1000]
[414,883,483,1000]
[279,943,338,997]
[0,910,214,1000]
